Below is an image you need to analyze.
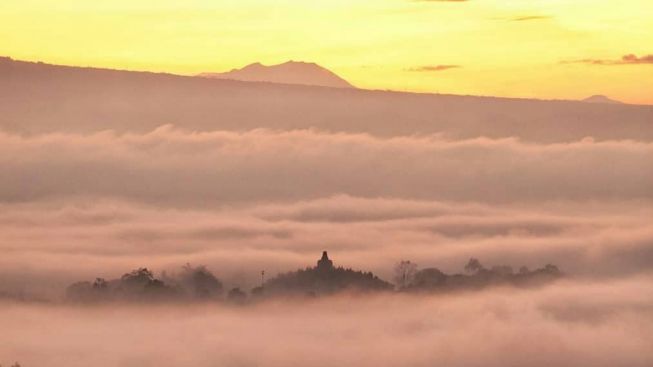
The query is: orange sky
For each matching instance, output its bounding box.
[1,0,652,104]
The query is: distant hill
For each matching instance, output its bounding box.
[198,61,354,89]
[582,95,624,104]
[258,252,392,297]
[1,56,652,142]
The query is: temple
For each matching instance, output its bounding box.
[317,251,333,271]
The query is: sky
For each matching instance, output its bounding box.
[1,0,652,104]
[1,3,653,365]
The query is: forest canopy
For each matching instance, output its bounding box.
[65,252,562,304]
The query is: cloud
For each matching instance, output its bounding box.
[620,54,653,64]
[1,278,653,367]
[0,127,651,207]
[0,127,650,299]
[3,60,652,143]
[564,54,653,66]
[2,52,652,367]
[407,65,461,72]
[510,15,551,22]
[1,194,652,297]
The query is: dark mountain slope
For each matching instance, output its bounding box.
[199,60,354,88]
[1,57,652,142]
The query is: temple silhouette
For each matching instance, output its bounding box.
[64,252,563,303]
[261,251,392,296]
[317,251,333,271]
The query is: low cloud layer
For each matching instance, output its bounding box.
[1,277,652,367]
[0,194,651,297]
[0,127,650,297]
[0,127,650,206]
[1,126,651,367]
[1,56,652,367]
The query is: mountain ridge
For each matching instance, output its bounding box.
[2,56,651,106]
[1,56,652,143]
[582,95,624,104]
[198,60,355,89]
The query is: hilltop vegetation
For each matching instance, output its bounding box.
[396,258,562,293]
[66,264,223,303]
[256,252,392,297]
[65,252,562,304]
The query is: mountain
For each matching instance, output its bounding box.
[198,61,355,89]
[582,95,624,104]
[1,56,652,142]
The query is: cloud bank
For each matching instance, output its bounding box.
[1,54,652,367]
[0,125,651,367]
[1,278,652,367]
[0,126,650,297]
[0,194,651,297]
[0,127,650,207]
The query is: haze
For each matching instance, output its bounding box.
[1,11,652,367]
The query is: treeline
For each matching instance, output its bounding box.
[65,255,562,304]
[257,266,393,297]
[66,264,225,303]
[394,258,562,293]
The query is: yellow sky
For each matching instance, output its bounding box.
[1,0,652,104]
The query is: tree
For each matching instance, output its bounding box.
[227,287,247,304]
[179,264,223,299]
[120,268,155,289]
[464,258,484,274]
[411,268,447,290]
[93,277,108,290]
[394,260,418,289]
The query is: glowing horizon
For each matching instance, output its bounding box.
[1,0,652,103]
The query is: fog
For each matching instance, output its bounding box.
[1,127,651,205]
[2,58,653,142]
[2,277,652,367]
[1,58,652,366]
[0,129,651,296]
[0,198,650,293]
[1,128,651,366]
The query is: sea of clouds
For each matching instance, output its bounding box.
[1,126,651,366]
[2,278,652,367]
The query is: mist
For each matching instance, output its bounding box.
[2,277,652,367]
[1,58,652,366]
[1,127,651,205]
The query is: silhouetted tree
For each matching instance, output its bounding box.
[404,258,562,292]
[490,265,513,277]
[93,277,108,290]
[227,287,247,304]
[410,268,447,290]
[177,264,223,299]
[263,253,392,297]
[464,258,484,274]
[393,260,418,289]
[120,268,155,290]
